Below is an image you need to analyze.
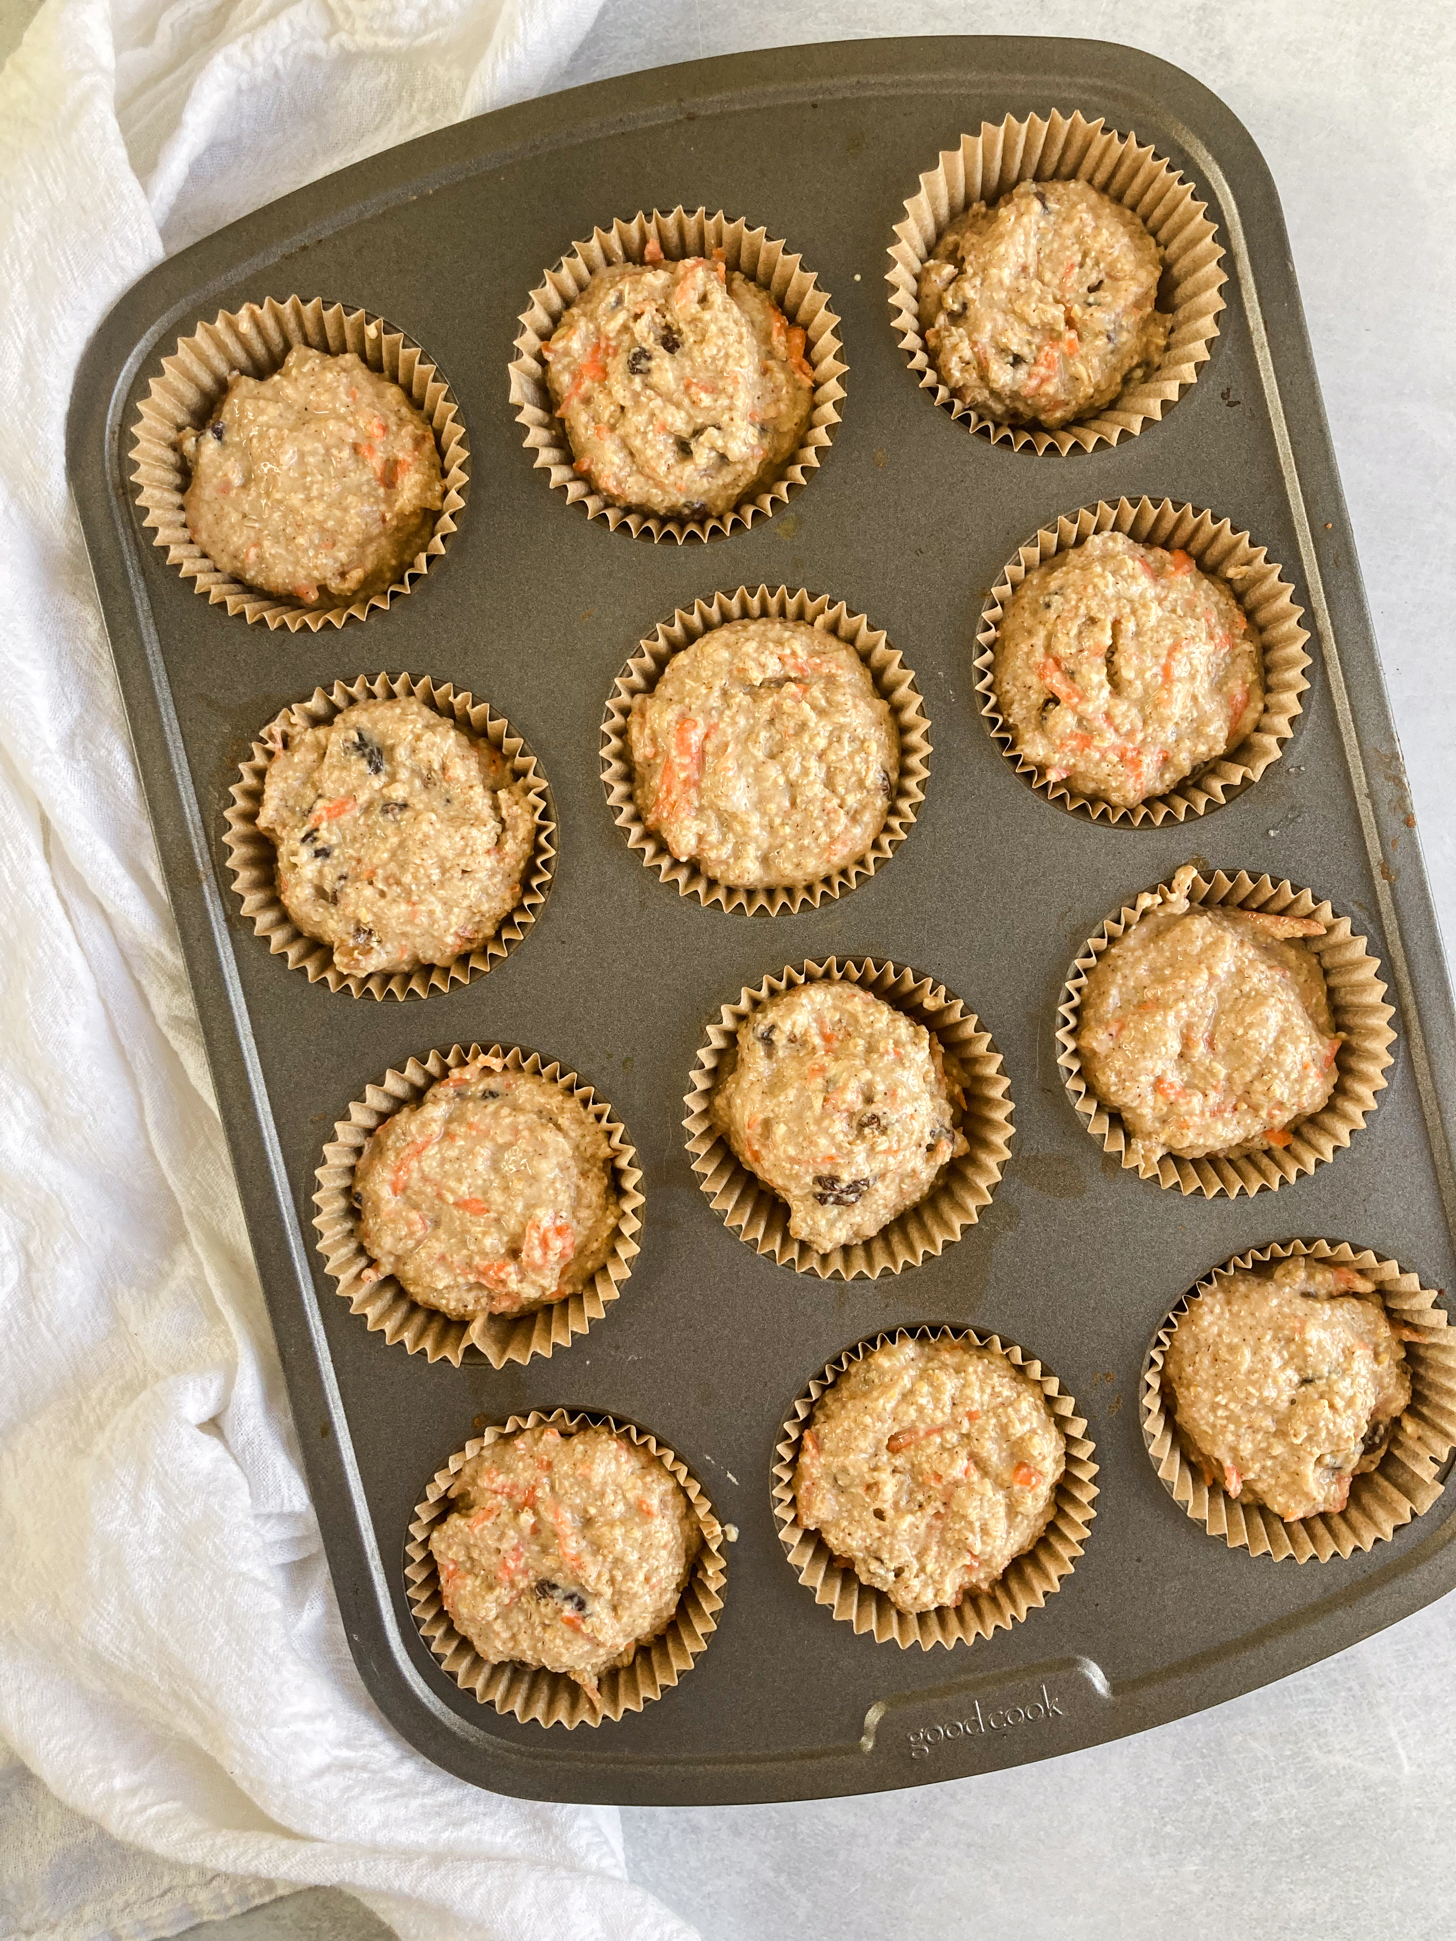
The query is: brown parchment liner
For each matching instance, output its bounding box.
[1057,868,1396,1198]
[1142,1240,1456,1561]
[405,1410,726,1727]
[772,1325,1097,1647]
[601,586,930,915]
[511,207,846,541]
[976,498,1310,825]
[888,111,1227,454]
[129,296,469,630]
[313,1044,642,1368]
[223,673,555,1001]
[684,959,1014,1279]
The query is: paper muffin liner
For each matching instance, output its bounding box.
[313,1044,642,1367]
[223,673,555,1000]
[888,110,1227,454]
[1058,867,1396,1197]
[405,1409,727,1727]
[600,586,930,915]
[976,498,1309,825]
[684,958,1014,1279]
[511,207,847,541]
[129,295,469,630]
[772,1325,1097,1647]
[1142,1240,1456,1561]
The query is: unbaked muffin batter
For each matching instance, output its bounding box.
[712,983,967,1253]
[355,1059,620,1320]
[259,697,534,978]
[995,532,1264,808]
[545,250,813,518]
[1164,1258,1413,1520]
[629,619,899,887]
[431,1423,699,1687]
[795,1337,1065,1612]
[918,178,1170,429]
[179,347,443,602]
[1078,869,1341,1167]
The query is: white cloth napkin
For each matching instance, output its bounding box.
[0,3,700,1937]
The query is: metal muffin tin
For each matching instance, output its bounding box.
[67,35,1456,1805]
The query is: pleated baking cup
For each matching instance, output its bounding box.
[1057,866,1396,1197]
[888,110,1227,454]
[312,1044,642,1368]
[223,672,555,1000]
[601,585,930,915]
[405,1409,727,1728]
[976,498,1310,825]
[511,207,847,541]
[772,1325,1098,1648]
[684,958,1014,1279]
[1142,1240,1456,1561]
[129,295,469,630]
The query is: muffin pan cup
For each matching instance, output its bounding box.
[224,672,555,999]
[312,1043,643,1368]
[773,1325,1097,1648]
[1142,1241,1456,1562]
[600,584,931,914]
[976,497,1310,826]
[129,296,469,629]
[888,109,1227,454]
[511,206,847,541]
[405,1409,727,1728]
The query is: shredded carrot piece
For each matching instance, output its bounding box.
[1012,1462,1042,1488]
[1265,1126,1293,1148]
[307,796,357,827]
[643,236,664,263]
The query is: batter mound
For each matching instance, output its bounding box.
[545,250,814,518]
[628,619,900,887]
[178,347,443,603]
[795,1337,1065,1612]
[259,696,535,979]
[354,1059,620,1321]
[711,982,968,1254]
[995,532,1264,808]
[431,1423,699,1688]
[1163,1258,1413,1520]
[1077,868,1341,1168]
[918,178,1170,430]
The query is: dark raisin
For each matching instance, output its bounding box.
[1007,350,1026,369]
[534,1579,588,1613]
[879,769,893,797]
[1087,274,1104,294]
[676,436,695,459]
[209,419,225,441]
[660,322,683,354]
[756,1024,776,1048]
[349,729,385,777]
[351,923,373,946]
[627,346,652,375]
[925,1126,952,1154]
[302,826,331,857]
[379,800,408,819]
[813,1174,872,1207]
[473,1086,502,1101]
[859,1112,882,1132]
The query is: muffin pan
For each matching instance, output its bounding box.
[68,36,1456,1803]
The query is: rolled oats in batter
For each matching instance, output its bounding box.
[431,1424,699,1687]
[918,178,1170,430]
[354,1059,620,1321]
[545,249,813,518]
[1078,868,1341,1167]
[1164,1258,1414,1520]
[712,982,967,1253]
[795,1337,1065,1612]
[259,697,534,978]
[995,532,1264,808]
[628,619,899,888]
[178,347,443,602]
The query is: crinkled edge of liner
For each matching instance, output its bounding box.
[601,585,930,914]
[312,1043,642,1367]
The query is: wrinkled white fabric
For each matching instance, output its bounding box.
[0,2,701,1937]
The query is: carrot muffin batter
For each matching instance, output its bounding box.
[1077,868,1341,1168]
[1164,1257,1413,1519]
[259,696,534,979]
[629,619,899,887]
[712,983,967,1253]
[995,532,1264,808]
[354,1058,620,1320]
[178,347,443,602]
[431,1423,699,1687]
[795,1337,1064,1612]
[918,178,1170,430]
[544,248,814,518]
